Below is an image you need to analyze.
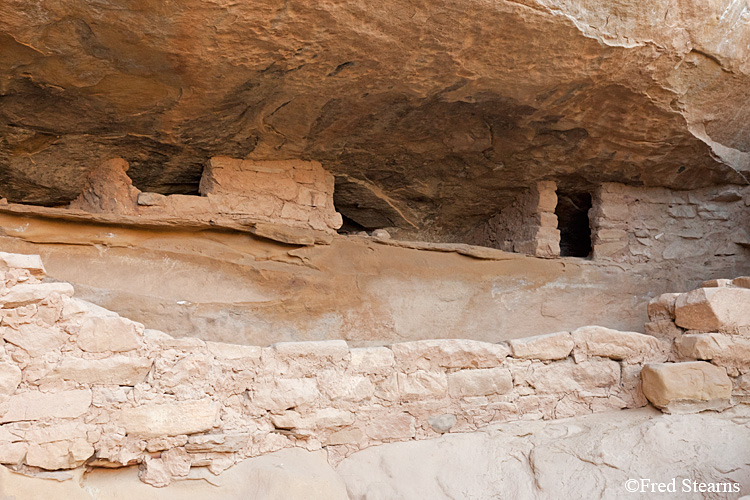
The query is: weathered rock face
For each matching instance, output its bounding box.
[337,406,750,500]
[0,448,351,500]
[2,0,750,235]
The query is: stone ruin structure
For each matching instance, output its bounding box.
[3,0,750,497]
[0,251,749,497]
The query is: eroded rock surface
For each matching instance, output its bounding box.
[337,406,750,500]
[2,0,750,235]
[0,448,350,500]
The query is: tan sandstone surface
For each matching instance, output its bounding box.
[1,208,744,346]
[3,0,750,239]
[0,251,748,498]
[3,0,750,496]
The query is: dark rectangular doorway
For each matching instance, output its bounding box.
[556,192,592,257]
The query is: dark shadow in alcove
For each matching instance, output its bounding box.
[556,191,592,258]
[337,214,368,234]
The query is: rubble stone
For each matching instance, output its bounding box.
[77,317,141,353]
[0,390,92,423]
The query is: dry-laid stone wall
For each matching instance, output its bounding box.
[645,277,750,410]
[0,251,747,488]
[65,156,343,242]
[591,182,750,265]
[468,181,560,258]
[140,156,343,234]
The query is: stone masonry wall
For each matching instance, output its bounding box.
[197,157,342,233]
[0,251,747,488]
[591,182,750,267]
[645,277,750,408]
[469,181,560,258]
[67,156,343,238]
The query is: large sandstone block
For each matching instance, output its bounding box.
[507,332,573,360]
[0,390,92,423]
[324,428,364,446]
[0,441,26,464]
[206,341,262,371]
[447,367,512,397]
[60,297,119,321]
[647,293,680,321]
[397,370,448,399]
[526,359,620,394]
[26,439,94,470]
[391,339,509,372]
[641,362,732,413]
[2,324,64,355]
[264,340,349,377]
[271,408,354,431]
[674,287,750,333]
[365,413,415,441]
[206,341,261,362]
[251,378,320,411]
[77,316,141,352]
[0,252,45,277]
[318,372,375,402]
[534,181,558,213]
[0,282,74,308]
[675,333,750,369]
[572,326,667,363]
[45,356,152,386]
[348,347,395,374]
[270,340,348,363]
[118,399,219,437]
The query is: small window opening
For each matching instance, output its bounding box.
[556,192,592,257]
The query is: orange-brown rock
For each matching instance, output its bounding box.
[69,158,141,215]
[2,0,750,235]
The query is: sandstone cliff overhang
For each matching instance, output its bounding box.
[2,0,750,236]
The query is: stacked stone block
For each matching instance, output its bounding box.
[471,181,561,258]
[591,182,750,264]
[642,277,750,411]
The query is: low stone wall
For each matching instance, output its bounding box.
[0,251,747,488]
[468,181,560,258]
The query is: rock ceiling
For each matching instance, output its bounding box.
[2,0,750,233]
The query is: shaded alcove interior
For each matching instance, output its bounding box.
[556,191,593,257]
